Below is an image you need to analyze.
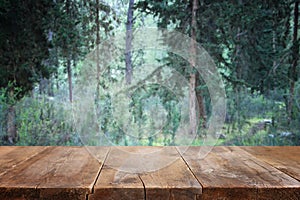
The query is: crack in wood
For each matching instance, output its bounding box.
[138,174,147,200]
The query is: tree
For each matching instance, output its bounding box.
[95,0,101,101]
[55,0,82,102]
[288,1,299,123]
[0,0,54,143]
[136,0,208,134]
[125,0,135,85]
[189,0,198,135]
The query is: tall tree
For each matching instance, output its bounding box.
[288,1,299,123]
[96,0,101,100]
[52,0,84,103]
[189,0,198,135]
[194,1,207,129]
[125,0,134,85]
[65,0,74,102]
[136,0,208,133]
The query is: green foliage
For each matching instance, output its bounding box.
[0,0,299,146]
[15,95,80,146]
[0,0,54,98]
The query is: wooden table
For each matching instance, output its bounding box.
[0,146,299,200]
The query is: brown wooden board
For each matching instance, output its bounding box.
[139,146,202,200]
[243,146,300,182]
[90,146,202,200]
[89,146,145,200]
[0,146,48,177]
[0,146,109,200]
[177,146,300,200]
[1,146,300,200]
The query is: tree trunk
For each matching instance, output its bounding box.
[189,0,199,135]
[288,1,299,124]
[272,28,276,71]
[67,56,73,102]
[7,105,17,144]
[125,0,134,85]
[7,90,17,144]
[96,0,101,99]
[65,0,72,103]
[48,77,54,97]
[196,75,206,128]
[233,0,244,130]
[235,27,242,129]
[189,74,197,135]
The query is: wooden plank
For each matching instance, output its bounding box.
[1,146,300,200]
[0,146,48,177]
[90,146,202,200]
[140,147,202,200]
[0,146,109,200]
[89,166,144,200]
[243,146,300,182]
[177,146,300,200]
[89,146,145,200]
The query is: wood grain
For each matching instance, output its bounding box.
[0,146,109,200]
[243,146,300,181]
[0,146,300,200]
[89,147,145,200]
[177,146,300,200]
[139,147,202,200]
[91,146,202,200]
[0,146,48,177]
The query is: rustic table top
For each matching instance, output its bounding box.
[0,146,299,200]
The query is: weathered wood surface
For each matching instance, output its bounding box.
[89,147,145,200]
[177,146,300,200]
[89,146,201,200]
[243,146,300,182]
[0,146,109,200]
[0,146,48,177]
[0,146,299,200]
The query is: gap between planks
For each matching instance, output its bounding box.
[175,146,204,190]
[176,146,300,200]
[86,147,147,200]
[241,146,300,182]
[88,146,202,200]
[138,174,147,200]
[234,146,300,184]
[86,147,111,200]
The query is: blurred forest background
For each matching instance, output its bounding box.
[0,0,299,146]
